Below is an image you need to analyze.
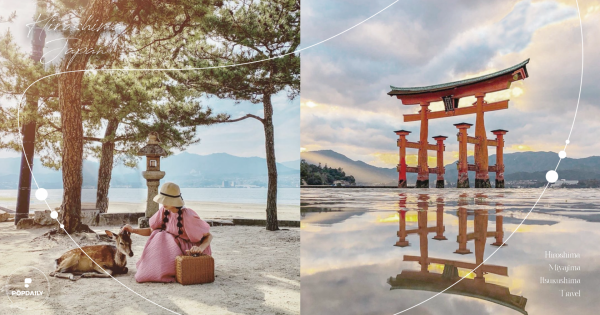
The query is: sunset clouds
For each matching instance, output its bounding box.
[301,0,600,167]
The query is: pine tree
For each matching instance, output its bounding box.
[1,0,224,232]
[81,70,229,212]
[167,0,300,230]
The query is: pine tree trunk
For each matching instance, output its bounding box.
[58,0,111,233]
[58,67,85,233]
[95,119,118,213]
[263,94,279,231]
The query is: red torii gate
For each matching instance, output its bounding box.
[389,59,529,188]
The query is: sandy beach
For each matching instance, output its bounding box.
[0,222,300,314]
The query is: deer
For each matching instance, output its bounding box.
[50,230,133,281]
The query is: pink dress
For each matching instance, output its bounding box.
[135,207,212,283]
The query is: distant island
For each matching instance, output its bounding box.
[300,150,600,188]
[300,160,356,186]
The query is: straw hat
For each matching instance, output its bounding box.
[153,182,184,207]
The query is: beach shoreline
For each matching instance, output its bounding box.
[10,200,300,222]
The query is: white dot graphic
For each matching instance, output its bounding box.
[50,211,58,219]
[566,139,570,144]
[558,151,567,159]
[35,188,48,201]
[60,224,64,229]
[546,170,559,183]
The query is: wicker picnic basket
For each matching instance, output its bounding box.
[175,253,215,285]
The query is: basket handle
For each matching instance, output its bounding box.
[184,249,206,257]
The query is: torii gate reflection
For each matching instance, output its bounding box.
[389,194,528,314]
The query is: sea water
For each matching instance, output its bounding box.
[0,187,300,211]
[301,188,600,315]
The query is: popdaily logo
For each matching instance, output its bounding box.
[5,266,51,310]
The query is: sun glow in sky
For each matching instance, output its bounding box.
[512,87,524,97]
[372,153,439,167]
[510,144,533,151]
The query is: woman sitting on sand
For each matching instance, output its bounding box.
[121,182,213,283]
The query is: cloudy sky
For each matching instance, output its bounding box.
[301,0,600,168]
[0,0,300,163]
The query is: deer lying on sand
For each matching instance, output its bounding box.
[50,230,133,281]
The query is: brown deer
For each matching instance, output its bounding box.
[50,230,133,280]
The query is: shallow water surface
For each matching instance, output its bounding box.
[0,187,300,211]
[301,188,600,315]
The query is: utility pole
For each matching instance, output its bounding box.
[14,18,46,225]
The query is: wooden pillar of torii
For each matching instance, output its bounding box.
[433,136,448,188]
[474,93,491,188]
[454,124,508,188]
[417,102,430,188]
[395,130,447,188]
[492,130,508,188]
[454,123,472,188]
[395,131,411,188]
[389,59,529,188]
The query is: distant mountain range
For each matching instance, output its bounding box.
[280,160,300,170]
[0,152,300,189]
[302,150,397,185]
[301,150,600,186]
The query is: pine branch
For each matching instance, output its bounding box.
[221,113,264,124]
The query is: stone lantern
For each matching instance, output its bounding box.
[137,132,167,228]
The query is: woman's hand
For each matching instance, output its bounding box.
[187,245,206,255]
[121,225,152,236]
[121,224,133,233]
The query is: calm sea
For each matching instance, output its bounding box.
[301,188,600,315]
[0,187,300,210]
